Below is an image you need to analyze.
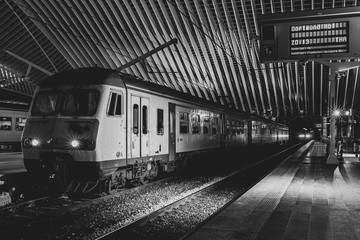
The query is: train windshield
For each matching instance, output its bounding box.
[60,90,99,116]
[32,91,61,116]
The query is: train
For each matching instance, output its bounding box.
[21,67,289,193]
[0,108,28,152]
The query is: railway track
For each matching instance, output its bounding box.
[96,142,306,240]
[0,172,191,239]
[0,194,89,230]
[0,142,306,240]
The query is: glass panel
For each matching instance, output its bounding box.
[180,122,188,133]
[108,92,117,116]
[157,109,164,135]
[142,105,148,134]
[115,95,122,115]
[192,124,199,134]
[179,112,189,134]
[203,125,209,134]
[133,104,139,134]
[191,114,200,134]
[0,117,11,131]
[170,111,174,134]
[203,116,210,134]
[32,91,60,115]
[15,117,26,131]
[212,117,218,134]
[61,90,99,116]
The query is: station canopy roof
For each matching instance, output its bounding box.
[1,0,360,123]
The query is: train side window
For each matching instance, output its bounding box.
[231,120,236,135]
[0,117,12,131]
[115,95,122,115]
[239,121,245,134]
[133,104,139,134]
[203,116,210,134]
[236,121,241,135]
[261,124,266,134]
[226,120,231,135]
[108,92,122,116]
[157,109,164,135]
[179,111,189,134]
[142,106,148,134]
[212,117,218,134]
[15,118,26,131]
[192,114,200,134]
[170,111,174,134]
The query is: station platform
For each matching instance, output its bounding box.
[185,141,360,240]
[0,152,26,174]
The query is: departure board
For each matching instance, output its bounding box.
[290,22,349,56]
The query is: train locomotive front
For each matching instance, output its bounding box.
[22,69,128,192]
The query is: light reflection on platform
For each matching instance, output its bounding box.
[0,152,26,174]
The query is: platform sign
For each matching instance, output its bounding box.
[290,22,349,56]
[259,7,360,63]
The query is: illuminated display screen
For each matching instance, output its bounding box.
[290,22,349,56]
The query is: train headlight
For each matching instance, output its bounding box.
[298,134,305,138]
[69,139,95,150]
[31,139,40,147]
[70,140,80,148]
[23,138,41,148]
[23,138,32,148]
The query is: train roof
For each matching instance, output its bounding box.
[38,67,125,88]
[38,67,286,126]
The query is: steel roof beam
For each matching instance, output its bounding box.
[351,68,359,109]
[14,0,78,68]
[5,0,58,73]
[63,0,118,69]
[303,63,308,115]
[277,62,287,116]
[192,0,228,105]
[165,1,205,97]
[121,0,168,87]
[211,0,240,110]
[231,1,259,114]
[151,0,189,93]
[145,0,191,92]
[188,0,231,102]
[44,1,93,68]
[320,64,324,115]
[4,50,53,76]
[113,1,158,84]
[137,1,184,91]
[182,0,222,103]
[32,1,87,68]
[222,0,246,111]
[286,63,294,116]
[72,1,117,68]
[105,0,148,77]
[269,63,280,117]
[240,0,265,114]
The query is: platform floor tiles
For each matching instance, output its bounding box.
[185,141,360,240]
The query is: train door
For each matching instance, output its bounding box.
[219,114,226,148]
[169,103,175,161]
[130,95,150,158]
[131,95,141,158]
[141,98,150,157]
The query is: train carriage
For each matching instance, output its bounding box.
[21,67,288,193]
[0,108,28,152]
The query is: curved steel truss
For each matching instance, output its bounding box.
[1,0,360,121]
